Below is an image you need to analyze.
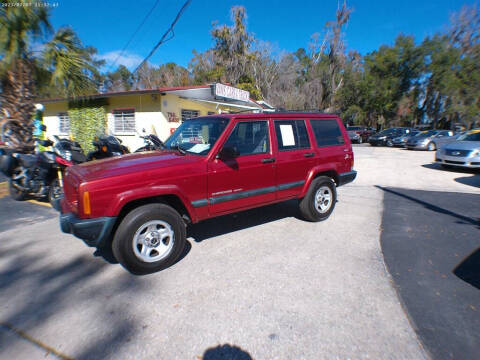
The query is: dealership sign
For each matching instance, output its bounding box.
[213,83,250,102]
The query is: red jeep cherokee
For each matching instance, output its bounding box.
[60,113,356,274]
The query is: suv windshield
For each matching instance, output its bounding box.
[164,117,230,155]
[457,130,480,141]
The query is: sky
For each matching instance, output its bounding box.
[48,0,473,72]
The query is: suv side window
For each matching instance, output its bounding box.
[223,121,270,156]
[310,119,345,147]
[274,120,310,151]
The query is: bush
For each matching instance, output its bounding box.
[68,106,106,154]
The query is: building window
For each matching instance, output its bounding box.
[113,109,135,133]
[181,109,199,122]
[58,112,70,134]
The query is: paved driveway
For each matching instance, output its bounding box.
[0,146,477,359]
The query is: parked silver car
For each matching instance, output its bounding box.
[406,130,454,151]
[435,130,480,170]
[392,130,420,147]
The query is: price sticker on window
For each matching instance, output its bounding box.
[280,124,295,146]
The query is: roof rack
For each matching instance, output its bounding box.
[229,108,336,115]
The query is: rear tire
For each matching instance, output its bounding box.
[112,203,186,275]
[299,176,337,222]
[427,142,436,151]
[8,166,26,201]
[49,178,63,210]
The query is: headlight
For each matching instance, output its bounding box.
[378,136,386,140]
[471,149,480,157]
[420,138,429,144]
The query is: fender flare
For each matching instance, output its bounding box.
[109,184,198,222]
[299,165,339,198]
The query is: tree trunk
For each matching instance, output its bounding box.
[0,60,36,150]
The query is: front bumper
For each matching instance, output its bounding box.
[392,141,407,147]
[406,142,428,150]
[435,154,480,169]
[369,138,386,146]
[60,213,117,248]
[338,170,357,186]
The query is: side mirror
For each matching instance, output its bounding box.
[217,146,239,160]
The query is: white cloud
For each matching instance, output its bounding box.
[97,50,144,70]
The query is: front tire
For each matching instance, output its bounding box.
[299,176,337,222]
[49,178,63,210]
[112,203,186,274]
[427,142,436,151]
[358,137,363,144]
[8,166,26,201]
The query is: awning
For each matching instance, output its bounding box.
[181,97,262,111]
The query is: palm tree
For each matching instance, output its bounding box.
[0,0,101,149]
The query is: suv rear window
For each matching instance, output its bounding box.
[274,120,310,151]
[310,119,345,146]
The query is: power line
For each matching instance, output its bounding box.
[132,0,192,75]
[107,0,161,72]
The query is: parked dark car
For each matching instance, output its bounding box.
[346,126,375,144]
[369,128,414,147]
[406,130,454,151]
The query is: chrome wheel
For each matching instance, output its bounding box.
[132,220,174,263]
[314,186,332,213]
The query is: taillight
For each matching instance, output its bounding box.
[56,156,74,167]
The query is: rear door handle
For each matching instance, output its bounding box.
[262,158,275,163]
[304,152,315,158]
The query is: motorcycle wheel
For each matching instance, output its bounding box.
[49,178,63,210]
[8,166,27,201]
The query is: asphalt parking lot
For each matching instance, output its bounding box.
[0,145,478,359]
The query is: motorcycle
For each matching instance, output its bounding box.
[86,135,129,161]
[0,135,86,209]
[134,132,164,152]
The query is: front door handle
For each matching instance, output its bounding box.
[304,152,315,158]
[262,158,275,164]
